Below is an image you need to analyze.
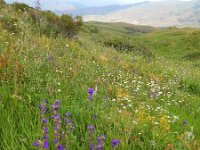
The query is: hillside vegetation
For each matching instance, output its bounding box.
[1,1,200,150]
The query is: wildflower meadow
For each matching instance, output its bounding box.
[1,1,200,150]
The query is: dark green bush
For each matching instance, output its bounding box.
[0,0,6,8]
[74,16,83,27]
[0,16,19,33]
[59,15,77,38]
[187,31,200,50]
[58,15,83,38]
[89,25,99,33]
[99,33,153,59]
[179,78,200,95]
[40,24,59,37]
[11,2,32,12]
[125,26,154,34]
[104,38,133,52]
[183,51,200,60]
[27,9,83,38]
[41,11,59,24]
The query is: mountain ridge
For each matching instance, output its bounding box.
[82,0,200,27]
[56,1,150,16]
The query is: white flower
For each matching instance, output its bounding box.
[185,131,195,141]
[123,106,127,109]
[112,99,116,102]
[154,122,159,125]
[133,120,138,125]
[173,116,179,122]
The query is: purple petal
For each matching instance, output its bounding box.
[54,139,59,144]
[44,126,48,134]
[65,112,70,117]
[33,141,39,147]
[111,139,120,149]
[89,143,95,150]
[43,136,48,141]
[88,95,93,101]
[42,118,47,124]
[57,144,64,150]
[43,141,49,149]
[88,88,94,95]
[96,144,104,150]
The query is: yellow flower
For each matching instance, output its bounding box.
[160,116,170,132]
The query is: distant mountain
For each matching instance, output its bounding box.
[5,0,127,9]
[55,1,150,16]
[82,0,200,27]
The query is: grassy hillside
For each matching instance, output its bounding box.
[1,1,200,150]
[85,21,156,35]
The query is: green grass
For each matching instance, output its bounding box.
[85,21,156,36]
[1,2,200,150]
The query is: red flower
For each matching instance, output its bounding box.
[168,143,173,149]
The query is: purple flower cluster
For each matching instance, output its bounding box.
[57,144,64,150]
[33,100,49,149]
[87,125,107,150]
[96,135,106,150]
[111,139,120,149]
[51,100,64,149]
[64,112,75,133]
[88,124,95,150]
[34,100,69,150]
[33,92,121,150]
[88,88,95,101]
[88,125,95,135]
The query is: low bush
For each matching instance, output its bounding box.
[0,0,6,8]
[0,15,19,33]
[11,2,32,12]
[179,78,200,95]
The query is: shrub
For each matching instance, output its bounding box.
[125,26,154,34]
[186,31,200,50]
[27,9,83,38]
[57,15,79,38]
[179,78,200,95]
[88,25,99,33]
[11,2,32,12]
[183,51,200,60]
[0,15,19,33]
[74,16,83,27]
[41,10,59,24]
[0,0,6,8]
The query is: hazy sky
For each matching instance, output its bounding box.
[5,0,194,7]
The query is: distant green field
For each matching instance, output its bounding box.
[87,22,200,59]
[85,21,156,35]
